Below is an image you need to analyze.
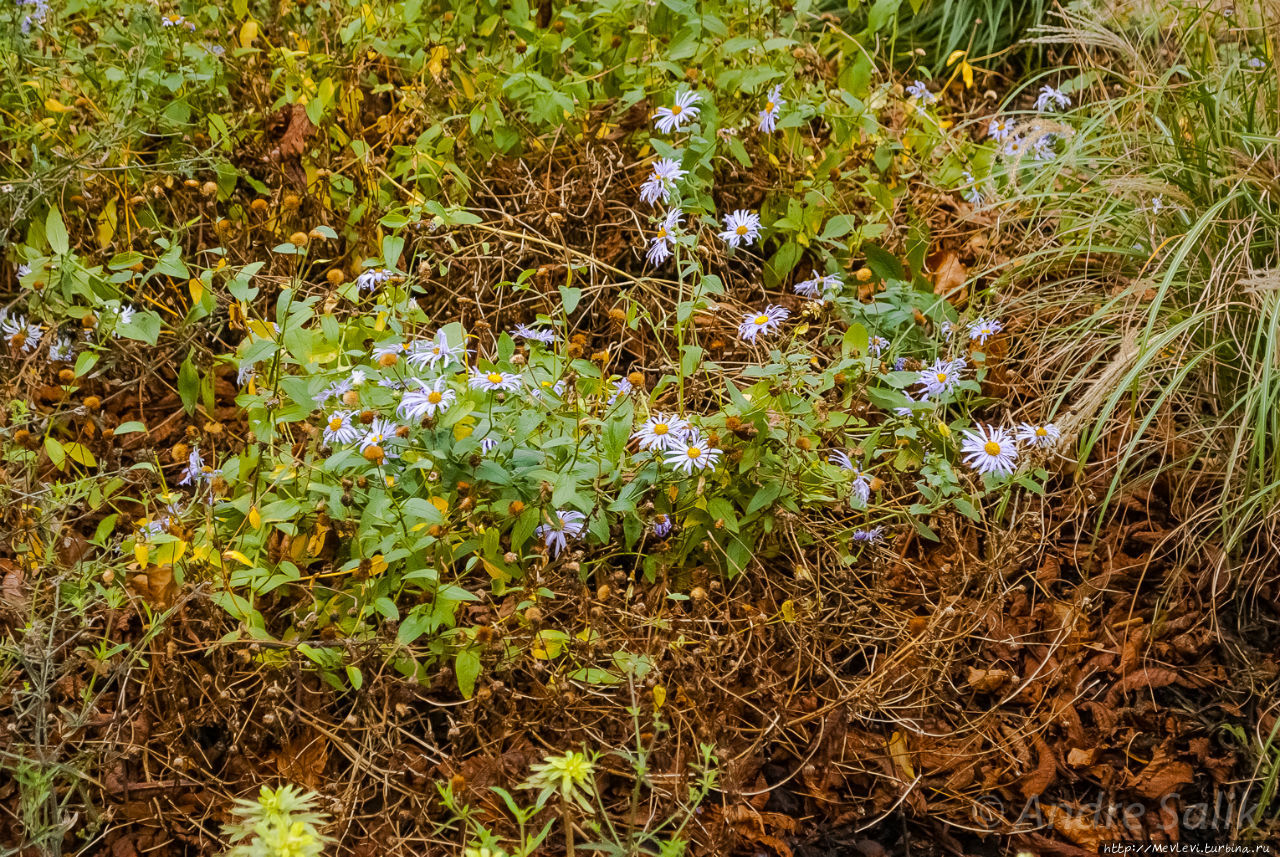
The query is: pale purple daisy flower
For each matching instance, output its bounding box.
[967,317,1003,344]
[665,431,721,475]
[960,424,1019,476]
[323,410,361,445]
[654,90,702,134]
[738,305,789,342]
[639,157,686,206]
[178,447,206,486]
[407,331,466,370]
[646,209,682,266]
[469,369,521,392]
[1034,85,1070,112]
[757,85,784,132]
[360,417,402,459]
[355,268,394,292]
[852,526,884,543]
[398,377,456,421]
[906,80,936,104]
[511,324,557,345]
[718,209,761,248]
[987,117,1014,142]
[1017,422,1061,449]
[793,273,842,300]
[633,413,691,452]
[537,509,587,558]
[917,358,966,397]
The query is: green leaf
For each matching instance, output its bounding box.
[843,323,870,357]
[46,207,69,256]
[119,310,161,346]
[763,242,802,289]
[559,285,582,314]
[108,251,144,270]
[114,421,146,435]
[44,437,66,469]
[863,244,905,281]
[567,667,622,685]
[178,354,199,416]
[455,646,481,699]
[511,507,540,550]
[820,214,859,241]
[73,351,99,378]
[747,481,783,515]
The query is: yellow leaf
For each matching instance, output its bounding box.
[369,554,388,575]
[961,61,974,90]
[780,599,796,623]
[64,442,97,467]
[249,506,262,529]
[531,631,565,659]
[96,198,117,250]
[238,19,260,47]
[223,550,254,566]
[45,98,75,113]
[946,49,966,67]
[430,496,449,514]
[452,422,473,442]
[427,45,449,81]
[134,543,149,567]
[652,685,667,710]
[481,557,510,581]
[153,539,187,567]
[888,731,915,781]
[188,278,204,306]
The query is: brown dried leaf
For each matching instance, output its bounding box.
[1020,734,1057,798]
[1105,666,1180,705]
[932,250,967,302]
[1135,746,1193,801]
[278,104,316,159]
[275,731,330,790]
[967,667,1013,693]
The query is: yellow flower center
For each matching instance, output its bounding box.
[671,104,683,115]
[487,373,503,384]
[656,227,667,239]
[736,224,749,235]
[754,314,770,325]
[983,441,1002,456]
[428,391,442,403]
[936,372,948,383]
[766,101,775,111]
[1035,427,1047,437]
[687,447,702,458]
[329,417,343,430]
[653,423,668,435]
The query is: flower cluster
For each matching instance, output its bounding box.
[960,422,1061,476]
